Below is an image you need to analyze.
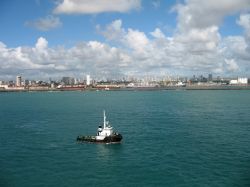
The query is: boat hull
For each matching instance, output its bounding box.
[76,134,122,143]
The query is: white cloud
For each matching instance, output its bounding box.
[98,20,150,54]
[97,17,250,76]
[53,0,141,14]
[173,0,250,32]
[237,14,250,31]
[225,59,239,72]
[35,37,48,50]
[174,26,221,54]
[98,19,125,41]
[2,1,250,79]
[164,0,250,75]
[237,13,250,47]
[0,37,134,79]
[150,28,166,39]
[0,28,249,80]
[221,36,247,57]
[125,29,149,53]
[26,15,62,31]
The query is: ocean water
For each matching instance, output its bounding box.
[0,90,250,187]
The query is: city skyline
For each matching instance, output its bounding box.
[1,0,250,79]
[1,73,248,84]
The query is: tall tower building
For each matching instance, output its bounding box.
[208,74,213,82]
[86,75,91,86]
[16,76,22,87]
[62,77,74,85]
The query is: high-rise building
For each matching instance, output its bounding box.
[208,74,213,82]
[24,80,29,86]
[62,77,75,85]
[86,75,91,86]
[16,76,22,87]
[74,78,78,85]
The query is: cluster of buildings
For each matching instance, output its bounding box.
[0,74,249,91]
[60,75,91,86]
[0,75,92,91]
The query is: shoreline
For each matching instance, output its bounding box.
[1,85,250,92]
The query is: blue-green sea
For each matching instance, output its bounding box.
[0,90,250,187]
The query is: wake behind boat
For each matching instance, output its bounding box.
[77,111,122,143]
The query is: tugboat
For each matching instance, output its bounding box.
[76,111,122,143]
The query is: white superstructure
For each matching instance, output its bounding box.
[96,111,114,140]
[76,110,122,143]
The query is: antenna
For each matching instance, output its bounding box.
[103,110,106,128]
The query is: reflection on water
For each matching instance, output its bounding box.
[95,143,123,162]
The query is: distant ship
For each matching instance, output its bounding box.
[76,111,122,143]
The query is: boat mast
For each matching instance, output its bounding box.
[103,110,106,128]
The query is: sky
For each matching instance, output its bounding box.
[0,0,250,80]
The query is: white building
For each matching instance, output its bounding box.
[86,75,91,86]
[230,77,248,85]
[0,84,9,89]
[230,79,238,84]
[16,76,22,87]
[238,77,248,84]
[74,78,78,85]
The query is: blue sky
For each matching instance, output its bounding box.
[0,0,250,79]
[0,0,178,46]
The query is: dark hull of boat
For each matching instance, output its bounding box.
[76,134,122,143]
